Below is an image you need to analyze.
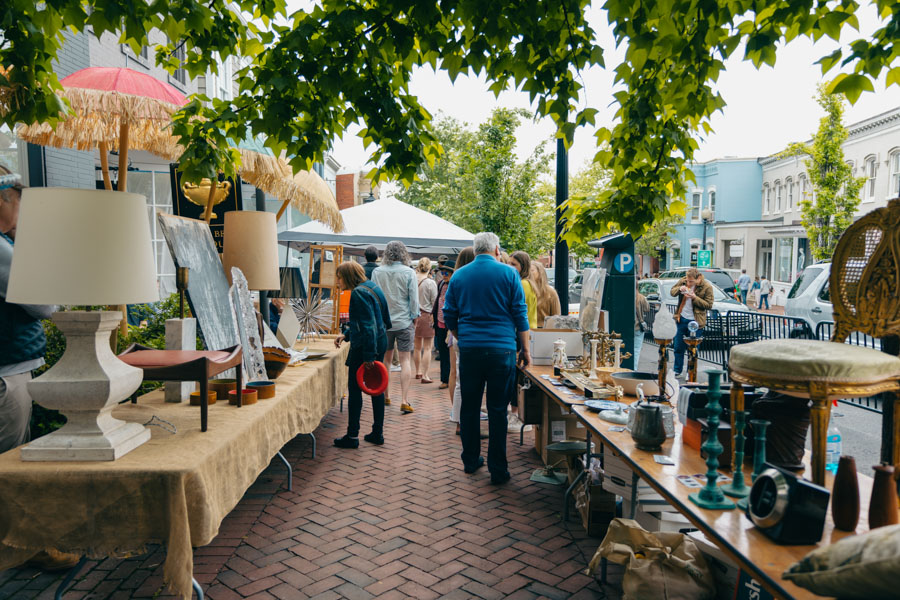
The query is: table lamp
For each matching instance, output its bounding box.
[6,188,159,461]
[222,211,279,290]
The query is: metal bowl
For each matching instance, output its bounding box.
[610,371,660,397]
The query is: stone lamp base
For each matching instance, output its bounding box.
[20,311,151,461]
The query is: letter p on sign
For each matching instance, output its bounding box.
[614,252,634,274]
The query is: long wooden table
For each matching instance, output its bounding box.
[0,338,348,600]
[522,364,876,600]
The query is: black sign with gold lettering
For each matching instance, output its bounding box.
[169,164,243,254]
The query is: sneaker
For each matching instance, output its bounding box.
[491,471,512,485]
[507,414,522,432]
[364,432,385,445]
[25,549,81,572]
[400,403,414,414]
[384,397,391,406]
[333,435,359,448]
[464,456,485,474]
[390,365,402,372]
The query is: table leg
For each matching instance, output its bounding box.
[276,451,293,492]
[519,423,525,446]
[629,472,639,519]
[809,383,830,486]
[54,556,87,600]
[307,433,316,459]
[192,577,204,600]
[200,376,209,433]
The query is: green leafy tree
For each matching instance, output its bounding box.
[2,0,897,237]
[397,108,550,255]
[634,213,682,259]
[781,87,864,261]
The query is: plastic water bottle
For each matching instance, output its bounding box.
[825,400,842,474]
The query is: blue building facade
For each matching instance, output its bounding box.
[662,158,762,270]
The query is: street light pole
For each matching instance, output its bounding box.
[701,207,714,265]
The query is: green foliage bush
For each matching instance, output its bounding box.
[30,293,200,439]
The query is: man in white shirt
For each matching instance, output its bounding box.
[372,241,419,414]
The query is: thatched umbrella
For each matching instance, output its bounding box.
[17,67,186,192]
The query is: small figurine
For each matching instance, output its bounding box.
[552,338,568,370]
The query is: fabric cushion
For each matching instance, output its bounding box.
[729,339,900,387]
[119,349,231,368]
[782,524,900,599]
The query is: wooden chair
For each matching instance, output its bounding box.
[118,344,243,432]
[729,198,900,485]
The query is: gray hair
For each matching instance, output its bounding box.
[381,240,410,266]
[473,232,500,255]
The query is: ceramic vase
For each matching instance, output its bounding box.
[831,456,859,531]
[868,464,899,529]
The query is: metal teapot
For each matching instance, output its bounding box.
[630,401,666,451]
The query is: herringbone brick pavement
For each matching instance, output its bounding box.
[1,364,623,599]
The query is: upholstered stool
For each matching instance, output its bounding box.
[730,340,900,485]
[119,344,243,432]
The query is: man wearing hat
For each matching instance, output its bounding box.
[0,166,79,570]
[433,260,454,389]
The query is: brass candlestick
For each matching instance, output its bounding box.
[176,266,189,320]
[656,339,671,393]
[684,337,702,383]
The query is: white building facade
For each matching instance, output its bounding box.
[750,107,900,305]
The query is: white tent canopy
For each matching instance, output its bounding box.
[278,197,475,257]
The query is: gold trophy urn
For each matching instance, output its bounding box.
[182,179,231,220]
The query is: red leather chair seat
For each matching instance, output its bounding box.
[119,349,232,368]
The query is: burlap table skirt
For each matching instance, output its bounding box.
[0,338,348,599]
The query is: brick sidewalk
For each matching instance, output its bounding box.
[1,365,622,599]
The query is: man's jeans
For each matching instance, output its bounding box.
[759,293,770,309]
[673,319,703,374]
[458,347,516,476]
[740,289,748,304]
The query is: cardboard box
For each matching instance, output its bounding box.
[635,507,694,533]
[529,329,583,365]
[575,478,617,537]
[686,531,741,600]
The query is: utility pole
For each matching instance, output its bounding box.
[555,137,569,315]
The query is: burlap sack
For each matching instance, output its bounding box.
[588,518,716,600]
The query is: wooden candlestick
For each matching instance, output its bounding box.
[656,339,671,393]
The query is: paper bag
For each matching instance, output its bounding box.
[588,518,715,600]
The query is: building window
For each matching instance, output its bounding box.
[217,57,232,101]
[126,170,176,295]
[173,44,187,86]
[763,185,771,214]
[708,189,716,215]
[670,243,681,266]
[865,156,877,200]
[775,237,794,282]
[785,177,793,210]
[775,181,782,212]
[891,152,900,198]
[691,192,701,223]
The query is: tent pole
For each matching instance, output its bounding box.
[276,198,290,222]
[98,142,112,191]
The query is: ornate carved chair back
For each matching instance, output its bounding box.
[829,197,900,346]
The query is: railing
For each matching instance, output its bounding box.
[642,310,886,414]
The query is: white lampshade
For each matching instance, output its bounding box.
[222,210,279,290]
[7,188,159,305]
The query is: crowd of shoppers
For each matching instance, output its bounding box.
[332,234,564,485]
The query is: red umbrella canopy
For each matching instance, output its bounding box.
[60,66,187,108]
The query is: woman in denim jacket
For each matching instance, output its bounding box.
[333,262,391,448]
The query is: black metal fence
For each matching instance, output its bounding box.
[641,306,886,414]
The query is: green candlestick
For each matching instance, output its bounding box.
[689,370,736,510]
[737,419,770,511]
[721,410,749,498]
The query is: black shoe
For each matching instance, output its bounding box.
[464,457,485,474]
[491,471,511,485]
[364,432,384,445]
[333,435,359,449]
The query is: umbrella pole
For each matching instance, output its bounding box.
[275,198,290,222]
[117,122,130,192]
[98,142,113,191]
[116,124,131,342]
[204,177,218,223]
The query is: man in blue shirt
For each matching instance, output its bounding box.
[737,269,751,305]
[442,232,530,484]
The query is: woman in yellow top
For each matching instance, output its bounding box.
[530,262,561,327]
[510,251,538,329]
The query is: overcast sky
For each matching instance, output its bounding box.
[319,2,900,176]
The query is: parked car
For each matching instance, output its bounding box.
[659,268,740,299]
[547,267,578,289]
[785,263,833,328]
[638,277,759,345]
